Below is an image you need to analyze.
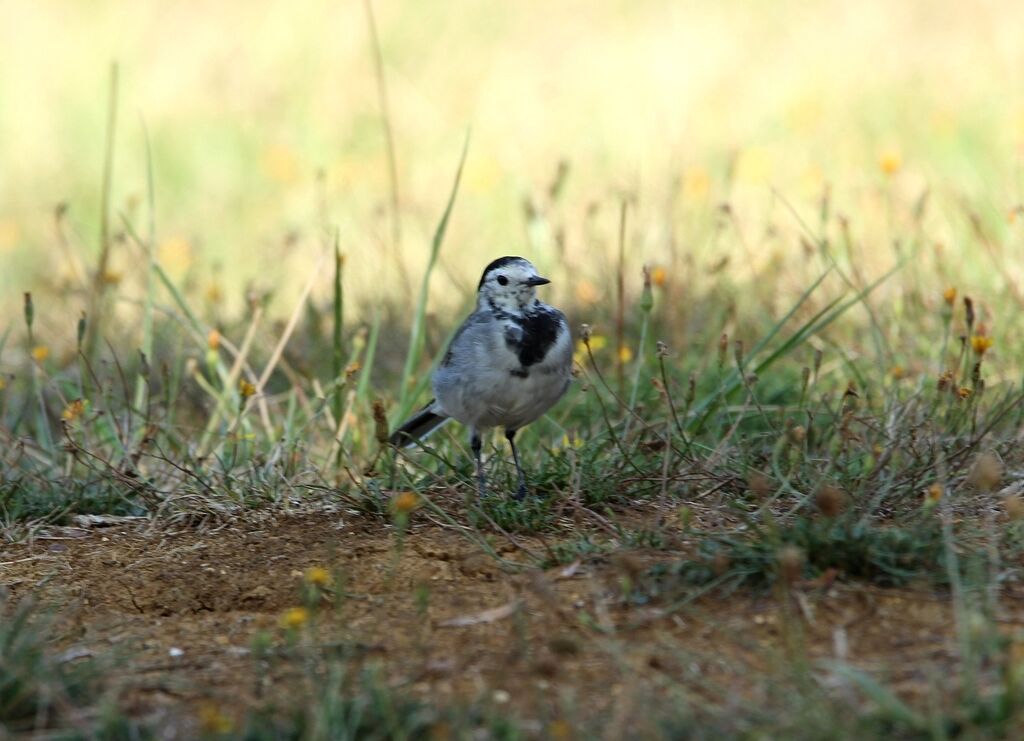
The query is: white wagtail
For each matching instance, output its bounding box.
[390,256,573,499]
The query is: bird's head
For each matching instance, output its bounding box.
[476,256,550,314]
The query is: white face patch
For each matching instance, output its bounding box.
[478,259,547,313]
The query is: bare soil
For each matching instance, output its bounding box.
[4,510,1021,737]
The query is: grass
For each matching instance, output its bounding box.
[4,2,1024,736]
[4,146,1024,731]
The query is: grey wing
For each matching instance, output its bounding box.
[439,310,493,369]
[432,311,513,425]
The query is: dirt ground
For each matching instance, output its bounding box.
[3,509,1020,737]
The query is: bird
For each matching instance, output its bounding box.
[389,256,573,499]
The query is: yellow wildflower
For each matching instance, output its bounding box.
[344,361,362,380]
[0,377,6,391]
[263,144,300,184]
[547,719,574,741]
[158,236,193,273]
[239,379,257,399]
[878,149,902,176]
[304,566,332,587]
[943,287,957,306]
[392,491,420,515]
[683,166,710,199]
[575,279,600,305]
[31,345,49,362]
[62,399,86,422]
[560,432,584,451]
[971,335,994,355]
[650,266,667,287]
[279,606,310,630]
[207,329,221,350]
[889,365,906,380]
[198,702,234,735]
[925,484,943,505]
[0,219,21,252]
[618,346,634,363]
[958,387,973,400]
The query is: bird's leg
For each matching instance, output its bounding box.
[470,428,486,497]
[505,428,528,500]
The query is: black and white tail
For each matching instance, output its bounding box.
[389,400,450,448]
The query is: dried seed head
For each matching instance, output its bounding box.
[937,370,954,392]
[733,339,745,369]
[23,292,34,333]
[777,545,804,583]
[717,333,729,368]
[656,340,669,358]
[711,551,731,577]
[815,484,847,518]
[1004,495,1024,521]
[967,453,1003,492]
[788,425,807,444]
[747,471,774,499]
[612,552,644,580]
[686,373,697,404]
[639,266,654,313]
[372,400,389,445]
[964,296,975,330]
[579,323,592,344]
[813,349,823,376]
[548,636,581,657]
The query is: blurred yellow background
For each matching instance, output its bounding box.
[1,0,1022,333]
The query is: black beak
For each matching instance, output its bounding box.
[525,275,551,287]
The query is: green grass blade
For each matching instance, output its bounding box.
[396,132,470,418]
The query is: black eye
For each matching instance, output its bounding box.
[496,275,509,286]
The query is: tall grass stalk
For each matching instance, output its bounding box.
[332,235,344,468]
[84,63,119,363]
[395,133,469,421]
[362,0,410,296]
[132,120,156,417]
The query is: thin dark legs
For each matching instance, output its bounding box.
[471,428,528,499]
[505,428,528,500]
[470,428,486,497]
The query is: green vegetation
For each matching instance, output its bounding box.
[4,1,1024,737]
